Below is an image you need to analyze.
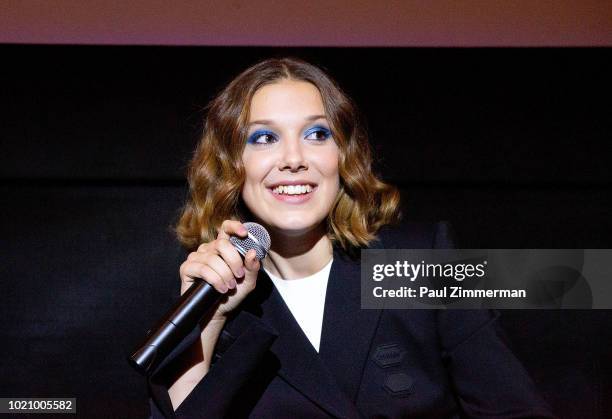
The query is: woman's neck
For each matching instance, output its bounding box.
[263,224,333,280]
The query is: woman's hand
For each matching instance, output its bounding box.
[178,220,261,321]
[169,220,260,410]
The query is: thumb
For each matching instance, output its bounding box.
[243,249,261,282]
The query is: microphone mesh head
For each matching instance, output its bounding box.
[229,222,271,260]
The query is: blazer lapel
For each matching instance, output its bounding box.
[319,247,383,402]
[253,270,361,419]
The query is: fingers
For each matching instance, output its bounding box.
[180,220,259,299]
[217,220,248,240]
[216,238,245,279]
[240,249,261,290]
[206,254,237,290]
[243,249,260,273]
[181,245,247,294]
[189,238,245,280]
[180,260,230,294]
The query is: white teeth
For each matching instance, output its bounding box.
[272,184,313,195]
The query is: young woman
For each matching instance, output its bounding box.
[147,57,555,418]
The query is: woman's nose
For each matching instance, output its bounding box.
[278,138,308,172]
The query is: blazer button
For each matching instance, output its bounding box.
[372,343,405,368]
[383,372,415,396]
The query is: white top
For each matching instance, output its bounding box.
[264,259,333,352]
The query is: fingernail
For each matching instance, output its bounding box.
[237,267,245,277]
[229,279,237,289]
[239,226,248,235]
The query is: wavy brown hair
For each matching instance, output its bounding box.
[176,57,400,252]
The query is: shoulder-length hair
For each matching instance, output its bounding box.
[175,57,400,252]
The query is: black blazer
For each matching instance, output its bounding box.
[147,222,555,418]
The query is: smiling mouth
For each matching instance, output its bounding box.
[271,184,314,195]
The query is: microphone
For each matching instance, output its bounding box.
[128,222,271,376]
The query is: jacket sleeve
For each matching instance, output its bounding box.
[148,311,278,419]
[437,309,556,418]
[431,223,556,417]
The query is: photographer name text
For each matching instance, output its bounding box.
[371,260,526,299]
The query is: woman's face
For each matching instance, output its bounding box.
[241,79,340,236]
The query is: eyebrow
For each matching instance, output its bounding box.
[247,114,327,126]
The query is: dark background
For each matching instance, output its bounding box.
[1,46,611,418]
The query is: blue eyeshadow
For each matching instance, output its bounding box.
[304,125,332,139]
[247,129,276,144]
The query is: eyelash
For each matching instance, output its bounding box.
[246,126,332,145]
[246,130,277,145]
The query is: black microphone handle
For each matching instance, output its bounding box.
[128,279,222,376]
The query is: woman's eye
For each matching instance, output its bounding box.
[305,127,332,142]
[247,131,277,145]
